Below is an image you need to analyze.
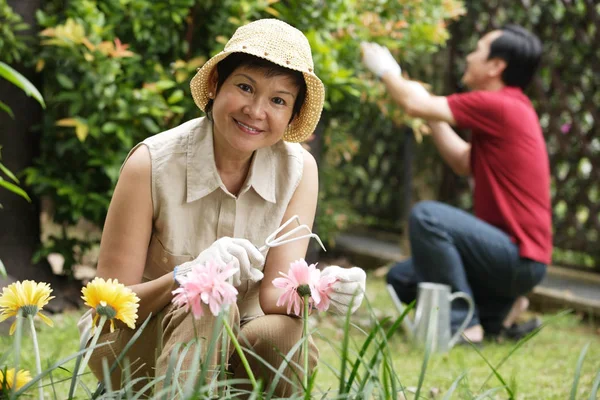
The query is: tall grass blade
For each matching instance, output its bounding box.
[101,357,112,395]
[15,346,104,396]
[46,360,57,400]
[68,327,90,399]
[91,313,153,398]
[441,372,467,400]
[10,313,23,400]
[265,336,305,398]
[414,308,437,400]
[131,376,165,400]
[162,341,182,398]
[589,367,600,400]
[183,339,203,397]
[480,309,571,390]
[338,294,356,396]
[344,319,383,392]
[473,386,505,399]
[570,342,590,400]
[468,336,514,399]
[346,301,414,394]
[195,311,224,396]
[122,357,133,399]
[170,342,193,399]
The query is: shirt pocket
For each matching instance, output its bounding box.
[144,235,194,281]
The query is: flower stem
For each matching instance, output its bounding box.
[303,294,310,391]
[11,313,23,400]
[222,319,258,390]
[78,315,107,376]
[28,315,43,400]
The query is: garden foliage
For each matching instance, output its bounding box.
[1,0,464,275]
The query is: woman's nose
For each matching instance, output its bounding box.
[243,98,267,120]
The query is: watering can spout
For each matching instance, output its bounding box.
[386,284,416,336]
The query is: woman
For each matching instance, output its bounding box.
[79,19,366,396]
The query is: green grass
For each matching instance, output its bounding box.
[1,274,599,399]
[314,276,600,399]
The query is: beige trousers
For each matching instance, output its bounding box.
[79,303,318,397]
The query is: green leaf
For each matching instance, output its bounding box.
[141,117,160,133]
[0,62,45,108]
[101,122,118,133]
[0,259,6,278]
[0,177,31,201]
[56,73,75,89]
[155,80,176,90]
[0,161,20,183]
[167,89,184,104]
[0,100,14,118]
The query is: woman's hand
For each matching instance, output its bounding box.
[320,265,366,315]
[175,237,265,287]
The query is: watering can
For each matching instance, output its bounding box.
[387,282,474,352]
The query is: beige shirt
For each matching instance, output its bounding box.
[125,117,304,320]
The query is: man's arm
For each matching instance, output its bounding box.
[380,73,456,125]
[428,121,471,176]
[361,42,457,124]
[361,42,469,175]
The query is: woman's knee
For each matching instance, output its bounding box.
[241,315,318,363]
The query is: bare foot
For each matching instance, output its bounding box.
[502,296,529,328]
[462,324,484,342]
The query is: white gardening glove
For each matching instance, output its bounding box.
[360,42,402,79]
[174,237,265,287]
[320,265,367,315]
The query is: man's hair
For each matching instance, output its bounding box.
[205,53,306,123]
[488,24,542,90]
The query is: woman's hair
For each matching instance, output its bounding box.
[488,24,542,90]
[205,53,307,123]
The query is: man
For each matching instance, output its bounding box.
[361,25,551,343]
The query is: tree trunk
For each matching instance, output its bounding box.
[0,0,80,312]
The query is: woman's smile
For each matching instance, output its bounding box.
[233,118,265,136]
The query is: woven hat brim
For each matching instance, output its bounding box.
[190,50,324,143]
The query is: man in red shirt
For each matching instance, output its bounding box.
[361,25,551,343]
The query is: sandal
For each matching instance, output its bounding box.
[496,317,542,342]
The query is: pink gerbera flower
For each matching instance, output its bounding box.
[313,273,337,312]
[273,259,336,315]
[172,259,238,318]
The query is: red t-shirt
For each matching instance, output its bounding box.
[447,87,552,264]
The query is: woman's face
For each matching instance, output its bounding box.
[210,66,300,157]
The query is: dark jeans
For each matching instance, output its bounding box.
[387,201,546,334]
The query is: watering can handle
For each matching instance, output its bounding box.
[448,291,475,348]
[386,284,415,334]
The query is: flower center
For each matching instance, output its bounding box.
[96,301,117,319]
[19,305,39,318]
[297,284,311,297]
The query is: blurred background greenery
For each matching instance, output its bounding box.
[1,0,599,283]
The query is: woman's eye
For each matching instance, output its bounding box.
[238,83,252,92]
[272,97,286,106]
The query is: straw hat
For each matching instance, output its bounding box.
[190,19,325,143]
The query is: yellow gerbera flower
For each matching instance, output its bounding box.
[81,277,140,332]
[0,281,54,335]
[0,368,32,391]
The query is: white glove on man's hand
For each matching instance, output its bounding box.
[320,265,366,315]
[360,42,402,79]
[174,237,265,287]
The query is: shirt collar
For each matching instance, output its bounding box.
[186,118,276,204]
